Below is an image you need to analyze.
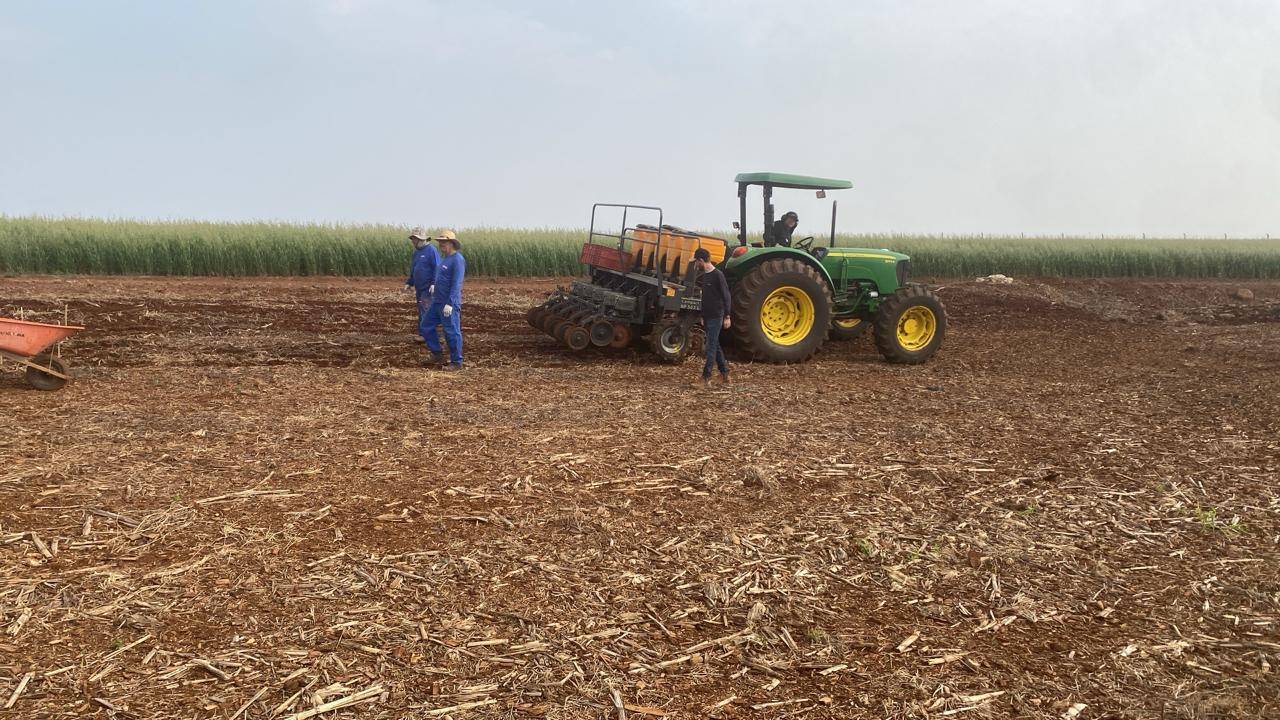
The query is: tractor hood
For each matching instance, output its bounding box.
[725,246,909,267]
[823,247,909,263]
[723,245,912,297]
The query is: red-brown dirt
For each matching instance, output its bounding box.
[1,276,1277,719]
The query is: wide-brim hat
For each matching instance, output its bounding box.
[434,229,460,249]
[409,227,429,241]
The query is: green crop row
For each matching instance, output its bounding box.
[2,216,1278,278]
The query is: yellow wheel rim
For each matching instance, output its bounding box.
[835,318,862,330]
[760,286,815,346]
[896,306,937,351]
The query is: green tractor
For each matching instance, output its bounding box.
[527,172,945,364]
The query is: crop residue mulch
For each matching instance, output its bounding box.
[1,276,1277,719]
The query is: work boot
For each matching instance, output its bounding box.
[719,372,731,386]
[701,376,713,389]
[443,363,464,372]
[429,351,446,365]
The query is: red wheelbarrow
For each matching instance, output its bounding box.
[0,317,85,391]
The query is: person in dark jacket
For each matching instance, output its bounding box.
[694,247,731,386]
[422,230,466,371]
[405,227,440,344]
[766,211,799,247]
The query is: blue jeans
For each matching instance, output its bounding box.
[423,303,463,365]
[703,320,728,379]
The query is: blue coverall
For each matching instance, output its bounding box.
[423,252,466,365]
[406,244,440,342]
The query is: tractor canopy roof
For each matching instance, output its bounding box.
[734,172,852,190]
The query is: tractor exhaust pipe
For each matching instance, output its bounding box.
[830,200,838,248]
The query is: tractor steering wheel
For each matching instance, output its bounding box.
[795,236,816,251]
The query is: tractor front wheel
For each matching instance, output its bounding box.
[730,258,833,363]
[873,286,946,363]
[830,316,870,341]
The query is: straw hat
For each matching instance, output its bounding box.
[434,229,460,249]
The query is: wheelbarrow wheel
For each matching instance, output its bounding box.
[25,354,70,391]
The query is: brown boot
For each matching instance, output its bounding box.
[719,372,731,386]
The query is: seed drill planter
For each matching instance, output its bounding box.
[528,172,947,364]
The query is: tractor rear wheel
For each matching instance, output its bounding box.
[730,258,832,363]
[650,321,690,364]
[25,355,70,391]
[831,317,870,341]
[873,286,946,364]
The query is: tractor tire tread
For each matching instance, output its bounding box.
[730,258,832,364]
[872,285,947,364]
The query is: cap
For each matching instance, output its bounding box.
[409,227,429,241]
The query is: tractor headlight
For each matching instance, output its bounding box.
[896,259,911,287]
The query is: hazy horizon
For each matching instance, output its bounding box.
[3,1,1278,236]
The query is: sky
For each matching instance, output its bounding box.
[2,0,1278,235]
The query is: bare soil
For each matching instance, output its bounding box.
[1,275,1277,719]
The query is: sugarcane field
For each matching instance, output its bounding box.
[2,272,1277,719]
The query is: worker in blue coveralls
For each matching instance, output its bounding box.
[405,227,440,344]
[422,229,466,371]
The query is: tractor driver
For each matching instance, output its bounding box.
[767,211,799,247]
